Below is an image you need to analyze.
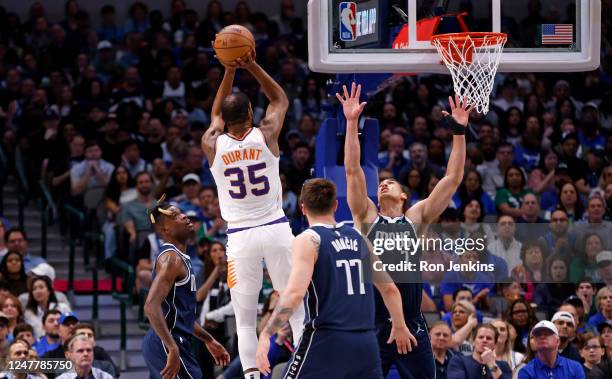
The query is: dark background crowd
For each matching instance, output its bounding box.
[0,0,610,378]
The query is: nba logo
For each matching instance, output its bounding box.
[339,2,357,41]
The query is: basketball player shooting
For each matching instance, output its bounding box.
[201,54,304,379]
[142,201,229,379]
[339,83,471,379]
[255,179,413,378]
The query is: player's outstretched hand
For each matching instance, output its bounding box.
[442,94,473,127]
[205,338,231,366]
[335,82,367,121]
[161,345,180,379]
[256,335,272,375]
[387,324,418,354]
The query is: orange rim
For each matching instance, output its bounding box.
[431,32,507,47]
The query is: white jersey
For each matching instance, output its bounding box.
[211,127,285,229]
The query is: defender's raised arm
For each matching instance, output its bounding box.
[338,83,378,227]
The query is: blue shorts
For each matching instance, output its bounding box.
[283,328,382,379]
[376,314,436,379]
[142,329,202,379]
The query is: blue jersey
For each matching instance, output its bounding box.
[303,223,375,331]
[367,214,423,322]
[153,243,197,336]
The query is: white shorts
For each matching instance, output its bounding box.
[226,221,294,295]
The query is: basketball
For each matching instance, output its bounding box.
[213,25,255,64]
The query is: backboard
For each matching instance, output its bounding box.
[308,0,601,73]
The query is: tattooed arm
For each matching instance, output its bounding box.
[255,231,319,375]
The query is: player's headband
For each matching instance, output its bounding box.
[147,194,173,224]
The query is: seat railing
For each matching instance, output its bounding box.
[38,180,57,260]
[14,147,29,230]
[109,256,135,371]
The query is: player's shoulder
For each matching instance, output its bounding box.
[157,245,186,266]
[298,228,321,243]
[156,249,183,264]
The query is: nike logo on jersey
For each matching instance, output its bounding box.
[221,148,262,165]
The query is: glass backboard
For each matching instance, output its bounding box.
[308,0,601,73]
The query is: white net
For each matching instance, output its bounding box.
[431,33,507,114]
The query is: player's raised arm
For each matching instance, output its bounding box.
[210,65,237,128]
[255,232,317,375]
[246,59,289,150]
[409,95,470,224]
[201,61,238,164]
[338,83,378,227]
[143,253,184,379]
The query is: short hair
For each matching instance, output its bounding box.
[9,338,30,351]
[409,141,426,152]
[550,208,568,217]
[42,309,62,325]
[199,185,218,197]
[135,171,153,182]
[474,323,499,343]
[221,93,250,126]
[576,277,594,289]
[452,287,472,301]
[300,179,336,216]
[429,321,451,332]
[578,332,603,350]
[149,201,173,230]
[84,140,99,151]
[496,214,515,222]
[293,141,310,151]
[587,195,604,207]
[67,334,92,352]
[74,323,96,338]
[13,323,34,337]
[499,279,519,292]
[5,228,27,244]
[122,140,140,152]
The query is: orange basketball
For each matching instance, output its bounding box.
[213,25,255,64]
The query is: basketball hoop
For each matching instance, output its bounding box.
[431,32,507,114]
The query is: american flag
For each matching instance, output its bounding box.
[541,24,573,44]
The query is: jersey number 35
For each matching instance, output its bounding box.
[224,162,270,199]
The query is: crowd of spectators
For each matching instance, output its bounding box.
[0,0,610,378]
